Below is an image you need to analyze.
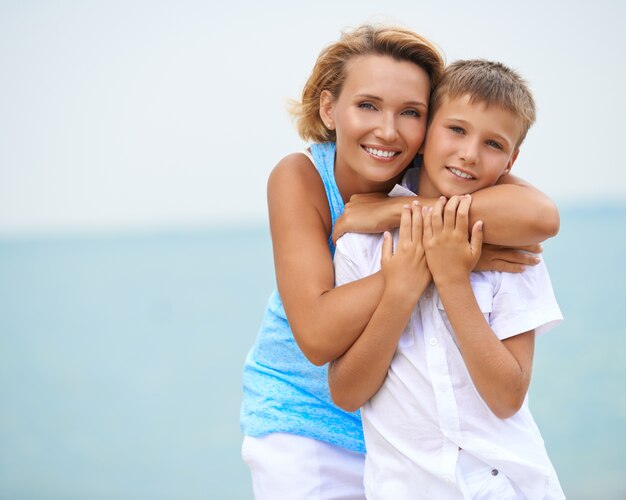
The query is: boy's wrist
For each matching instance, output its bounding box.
[432,273,472,293]
[382,281,421,311]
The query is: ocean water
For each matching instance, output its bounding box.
[0,206,625,500]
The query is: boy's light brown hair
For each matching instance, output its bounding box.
[429,59,536,148]
[290,24,445,143]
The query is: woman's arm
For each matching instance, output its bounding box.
[333,173,559,246]
[268,153,386,366]
[469,173,560,246]
[329,203,430,412]
[328,285,415,412]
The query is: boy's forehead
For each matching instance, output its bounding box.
[438,94,499,112]
[437,94,519,121]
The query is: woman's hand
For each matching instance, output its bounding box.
[333,194,416,243]
[475,243,542,273]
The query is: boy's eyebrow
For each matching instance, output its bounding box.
[356,94,428,109]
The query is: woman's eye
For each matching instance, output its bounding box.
[358,102,376,110]
[449,126,464,134]
[402,109,421,118]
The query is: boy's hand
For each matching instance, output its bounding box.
[381,201,431,303]
[423,195,483,286]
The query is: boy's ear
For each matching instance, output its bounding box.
[319,90,335,130]
[503,149,520,176]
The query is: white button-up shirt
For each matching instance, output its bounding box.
[333,175,565,500]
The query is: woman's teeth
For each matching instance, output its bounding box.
[365,147,398,158]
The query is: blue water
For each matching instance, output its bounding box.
[0,206,625,499]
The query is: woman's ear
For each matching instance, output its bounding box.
[319,90,335,130]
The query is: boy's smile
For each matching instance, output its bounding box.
[418,94,522,198]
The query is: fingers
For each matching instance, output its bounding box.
[331,221,345,244]
[431,196,446,234]
[399,204,412,243]
[455,195,471,234]
[436,194,473,235]
[518,243,543,254]
[491,249,541,266]
[488,260,526,273]
[422,205,433,241]
[470,220,484,258]
[411,200,423,243]
[443,195,461,231]
[381,231,393,264]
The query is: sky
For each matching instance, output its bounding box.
[1,0,625,235]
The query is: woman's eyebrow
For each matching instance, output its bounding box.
[356,93,427,108]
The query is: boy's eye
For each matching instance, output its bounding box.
[449,126,464,134]
[486,139,503,150]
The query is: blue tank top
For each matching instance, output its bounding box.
[240,142,365,453]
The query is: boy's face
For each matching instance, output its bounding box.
[418,94,522,198]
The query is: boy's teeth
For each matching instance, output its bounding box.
[449,167,474,179]
[365,147,397,158]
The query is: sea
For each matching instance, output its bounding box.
[1,205,625,500]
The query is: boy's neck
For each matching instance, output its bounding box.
[416,163,443,198]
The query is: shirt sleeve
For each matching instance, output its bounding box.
[489,259,563,340]
[334,234,365,286]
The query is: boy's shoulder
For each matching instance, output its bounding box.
[468,261,549,302]
[336,231,386,262]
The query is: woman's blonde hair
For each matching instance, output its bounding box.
[290,24,445,143]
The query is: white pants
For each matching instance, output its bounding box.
[456,450,523,499]
[242,433,366,500]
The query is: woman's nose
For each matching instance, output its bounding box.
[374,114,398,143]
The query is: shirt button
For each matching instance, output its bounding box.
[429,337,437,346]
[491,469,499,476]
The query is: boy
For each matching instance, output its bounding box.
[329,60,565,499]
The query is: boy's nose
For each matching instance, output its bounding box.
[458,141,479,164]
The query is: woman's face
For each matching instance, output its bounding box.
[321,54,430,196]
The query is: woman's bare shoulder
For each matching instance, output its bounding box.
[268,151,332,232]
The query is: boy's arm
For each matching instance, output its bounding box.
[333,173,559,246]
[329,202,430,412]
[423,196,535,419]
[436,279,535,419]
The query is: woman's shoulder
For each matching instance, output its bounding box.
[270,150,316,179]
[269,148,327,193]
[267,148,332,237]
[267,150,331,220]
